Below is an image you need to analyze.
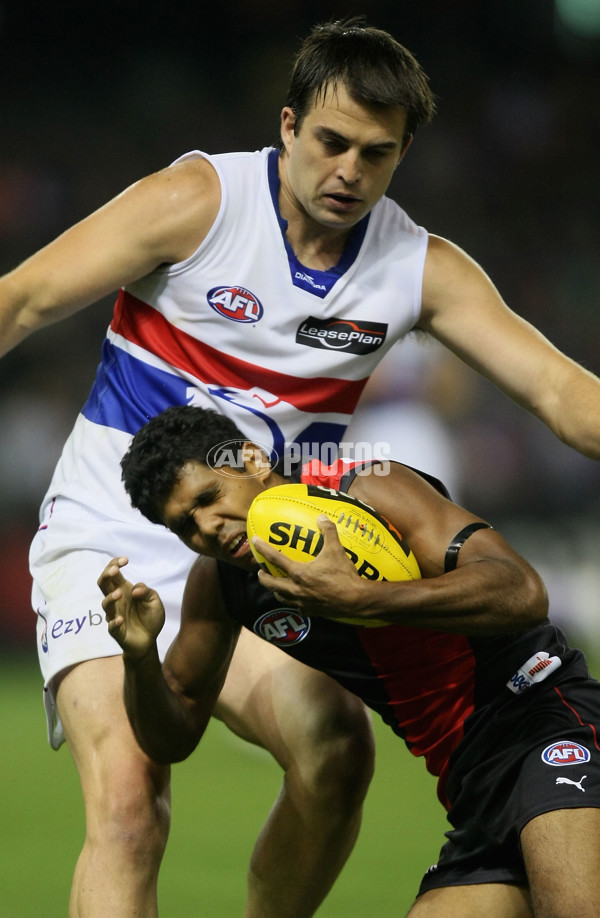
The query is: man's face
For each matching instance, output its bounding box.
[279,81,410,231]
[160,456,270,570]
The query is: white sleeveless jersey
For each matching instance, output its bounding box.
[44,147,427,520]
[32,146,428,716]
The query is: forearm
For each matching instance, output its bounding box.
[123,645,209,764]
[0,269,90,358]
[420,237,600,462]
[548,362,600,460]
[332,559,548,634]
[488,345,600,461]
[0,276,39,356]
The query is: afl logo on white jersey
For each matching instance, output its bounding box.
[207,286,264,323]
[254,609,311,646]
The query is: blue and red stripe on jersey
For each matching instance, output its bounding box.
[82,290,369,437]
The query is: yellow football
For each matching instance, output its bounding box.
[247,483,420,625]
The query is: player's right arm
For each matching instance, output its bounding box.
[418,234,600,460]
[0,156,221,357]
[99,554,239,764]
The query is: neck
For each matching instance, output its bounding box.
[284,224,350,271]
[277,156,352,271]
[265,470,288,489]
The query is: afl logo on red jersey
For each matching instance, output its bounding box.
[541,741,591,766]
[207,286,264,323]
[254,610,311,646]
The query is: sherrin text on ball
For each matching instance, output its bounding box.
[247,483,421,585]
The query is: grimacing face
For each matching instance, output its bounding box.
[160,452,274,570]
[279,81,411,232]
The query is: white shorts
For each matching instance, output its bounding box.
[30,494,197,749]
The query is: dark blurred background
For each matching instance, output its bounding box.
[1,0,599,652]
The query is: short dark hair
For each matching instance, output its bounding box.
[282,17,435,143]
[121,406,248,524]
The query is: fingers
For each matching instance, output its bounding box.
[253,516,343,571]
[104,555,129,573]
[98,557,132,621]
[316,515,346,550]
[100,581,153,612]
[106,614,124,634]
[97,556,129,593]
[316,514,336,531]
[257,566,296,594]
[252,535,295,575]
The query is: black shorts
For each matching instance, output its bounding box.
[418,672,600,895]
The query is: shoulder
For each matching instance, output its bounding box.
[349,460,446,504]
[183,555,228,620]
[117,155,222,264]
[347,461,492,578]
[371,193,428,241]
[423,234,481,282]
[125,154,221,209]
[185,553,221,589]
[349,461,457,539]
[419,234,505,334]
[144,155,221,223]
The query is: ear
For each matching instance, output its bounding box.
[280,106,296,154]
[242,442,273,481]
[397,133,413,166]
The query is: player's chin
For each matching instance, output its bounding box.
[224,551,260,572]
[321,209,364,229]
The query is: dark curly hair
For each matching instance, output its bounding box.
[279,16,436,147]
[121,406,250,524]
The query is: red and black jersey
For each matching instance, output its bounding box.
[217,460,588,808]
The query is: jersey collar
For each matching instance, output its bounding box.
[267,148,369,299]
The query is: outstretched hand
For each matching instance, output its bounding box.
[253,516,367,618]
[98,556,165,659]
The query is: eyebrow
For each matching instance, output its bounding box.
[314,126,399,152]
[166,483,220,533]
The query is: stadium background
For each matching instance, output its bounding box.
[1,1,599,914]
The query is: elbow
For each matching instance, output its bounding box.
[133,726,205,766]
[152,747,196,766]
[515,567,549,630]
[138,736,201,766]
[493,563,549,633]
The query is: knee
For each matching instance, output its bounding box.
[292,694,376,812]
[313,723,375,814]
[109,769,170,850]
[84,755,171,862]
[57,657,172,868]
[320,703,376,806]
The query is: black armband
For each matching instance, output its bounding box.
[444,522,493,573]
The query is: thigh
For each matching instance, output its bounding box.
[521,808,600,917]
[407,883,532,918]
[214,627,374,771]
[56,656,170,810]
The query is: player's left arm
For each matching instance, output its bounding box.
[419,234,600,461]
[255,462,548,633]
[100,554,239,763]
